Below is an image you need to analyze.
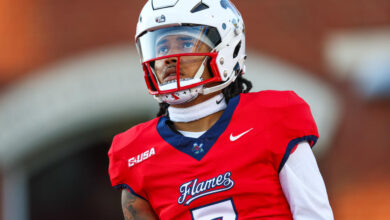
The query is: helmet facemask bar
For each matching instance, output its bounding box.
[143,52,221,95]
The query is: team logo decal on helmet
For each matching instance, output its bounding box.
[155,14,166,23]
[136,0,246,104]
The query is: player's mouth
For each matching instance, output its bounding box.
[162,67,185,83]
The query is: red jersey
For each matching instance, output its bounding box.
[108,90,319,219]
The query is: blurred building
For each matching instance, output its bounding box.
[1,0,389,219]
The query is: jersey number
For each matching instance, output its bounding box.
[191,199,237,220]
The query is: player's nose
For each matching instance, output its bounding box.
[164,56,177,65]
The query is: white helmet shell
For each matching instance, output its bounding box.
[136,0,246,102]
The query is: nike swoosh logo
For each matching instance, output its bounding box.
[230,128,254,141]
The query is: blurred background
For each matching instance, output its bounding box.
[0,0,389,219]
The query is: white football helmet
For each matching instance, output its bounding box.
[136,0,246,104]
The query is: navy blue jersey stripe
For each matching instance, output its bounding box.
[278,135,318,173]
[114,184,148,201]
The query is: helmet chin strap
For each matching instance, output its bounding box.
[154,85,203,105]
[193,57,207,79]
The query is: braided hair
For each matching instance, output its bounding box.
[156,73,252,117]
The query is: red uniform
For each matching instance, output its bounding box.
[108,90,319,219]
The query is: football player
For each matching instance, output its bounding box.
[108,0,334,219]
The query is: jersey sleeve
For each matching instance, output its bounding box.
[108,132,148,200]
[108,134,125,187]
[268,91,319,173]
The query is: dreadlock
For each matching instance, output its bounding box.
[156,102,170,117]
[156,73,252,117]
[222,73,252,104]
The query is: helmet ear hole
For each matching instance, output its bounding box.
[233,62,240,74]
[233,41,241,59]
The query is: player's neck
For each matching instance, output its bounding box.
[169,92,226,132]
[173,110,224,132]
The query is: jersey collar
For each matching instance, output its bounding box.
[157,95,240,161]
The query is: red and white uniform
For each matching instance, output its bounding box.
[108,90,319,219]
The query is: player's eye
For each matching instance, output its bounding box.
[183,41,194,49]
[157,46,169,55]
